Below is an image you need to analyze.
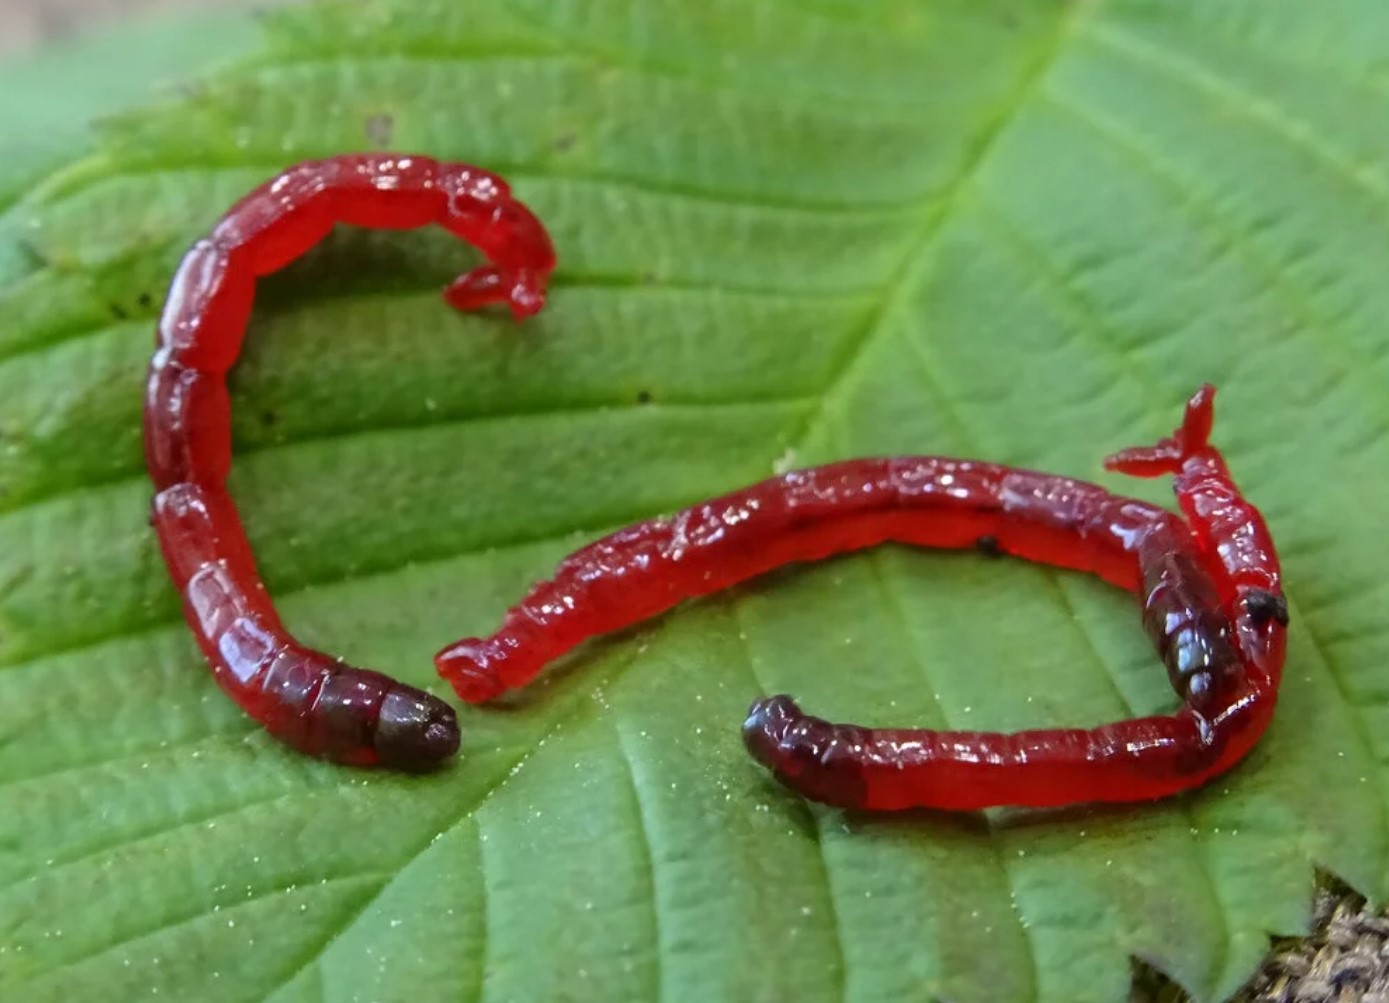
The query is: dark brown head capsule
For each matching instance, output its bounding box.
[268,657,461,770]
[1137,544,1241,711]
[742,695,869,809]
[374,685,461,771]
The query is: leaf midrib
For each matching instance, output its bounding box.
[779,3,1091,459]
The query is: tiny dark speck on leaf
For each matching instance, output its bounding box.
[641,271,659,285]
[110,304,128,320]
[138,293,154,309]
[552,131,578,153]
[636,390,653,405]
[364,113,395,148]
[176,79,209,101]
[261,411,278,427]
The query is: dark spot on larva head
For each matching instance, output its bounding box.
[1245,589,1290,627]
[110,304,128,320]
[975,535,1000,557]
[552,131,578,154]
[375,686,460,771]
[363,112,395,148]
[636,389,653,405]
[137,292,154,309]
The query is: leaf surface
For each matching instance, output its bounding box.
[3,2,1389,1001]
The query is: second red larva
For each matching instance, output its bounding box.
[437,387,1288,811]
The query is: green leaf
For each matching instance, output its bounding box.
[2,1,1387,1001]
[0,7,264,278]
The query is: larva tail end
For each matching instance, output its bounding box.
[374,686,460,771]
[443,266,547,322]
[506,277,547,321]
[1103,384,1218,478]
[443,265,508,313]
[435,638,508,704]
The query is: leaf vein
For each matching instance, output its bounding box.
[781,2,1091,456]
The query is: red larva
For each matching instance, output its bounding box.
[438,386,1288,810]
[145,154,557,769]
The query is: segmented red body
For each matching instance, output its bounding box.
[145,154,557,769]
[438,387,1288,809]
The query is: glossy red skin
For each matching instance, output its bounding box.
[438,386,1288,811]
[145,154,557,769]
